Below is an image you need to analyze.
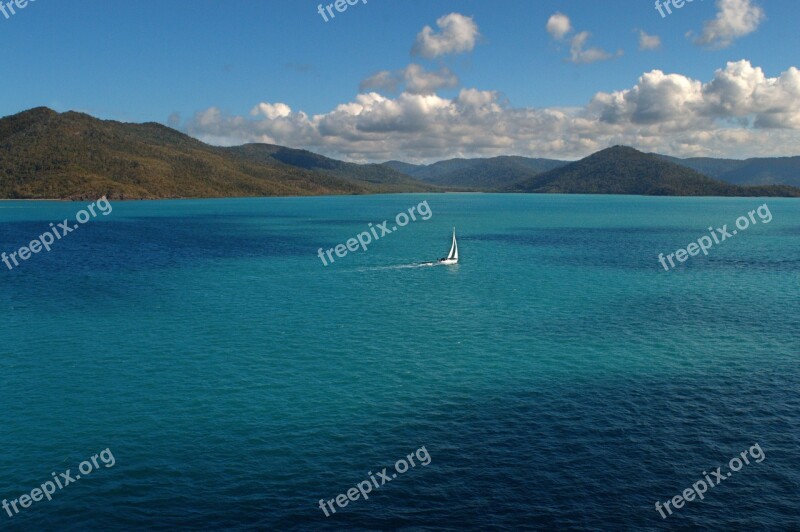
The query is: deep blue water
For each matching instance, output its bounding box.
[0,194,798,530]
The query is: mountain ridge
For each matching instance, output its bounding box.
[385,151,800,192]
[654,153,800,187]
[508,146,800,197]
[382,156,567,189]
[1,107,799,199]
[0,107,436,200]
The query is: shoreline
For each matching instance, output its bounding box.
[1,191,797,202]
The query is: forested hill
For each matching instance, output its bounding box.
[0,107,435,199]
[2,108,799,199]
[509,146,800,197]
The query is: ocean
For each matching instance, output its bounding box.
[0,193,798,530]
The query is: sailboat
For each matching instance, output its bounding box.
[438,228,459,265]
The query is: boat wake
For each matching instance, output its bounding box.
[356,262,442,272]
[350,229,459,272]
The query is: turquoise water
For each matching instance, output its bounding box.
[0,194,798,530]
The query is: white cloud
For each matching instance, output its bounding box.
[546,12,617,64]
[591,61,800,129]
[360,64,459,95]
[702,61,800,128]
[358,70,399,93]
[250,102,291,119]
[546,13,572,41]
[590,70,705,126]
[568,32,617,64]
[638,30,662,51]
[184,61,800,163]
[411,13,480,58]
[692,0,765,49]
[402,64,459,94]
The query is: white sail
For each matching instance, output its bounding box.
[435,228,459,265]
[447,228,458,260]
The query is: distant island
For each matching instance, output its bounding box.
[1,107,799,199]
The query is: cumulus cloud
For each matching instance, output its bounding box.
[359,70,400,93]
[590,70,704,126]
[568,32,617,64]
[590,60,800,129]
[184,61,800,163]
[638,30,662,51]
[702,61,800,128]
[411,13,480,58]
[546,12,617,64]
[360,64,459,95]
[692,0,765,49]
[251,102,291,119]
[546,13,572,41]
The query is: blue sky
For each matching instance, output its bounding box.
[2,0,798,161]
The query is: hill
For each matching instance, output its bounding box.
[224,144,431,190]
[383,156,567,189]
[510,146,800,197]
[0,107,434,199]
[659,154,800,187]
[2,107,799,199]
[381,160,423,176]
[386,151,800,191]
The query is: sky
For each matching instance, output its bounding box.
[2,0,799,162]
